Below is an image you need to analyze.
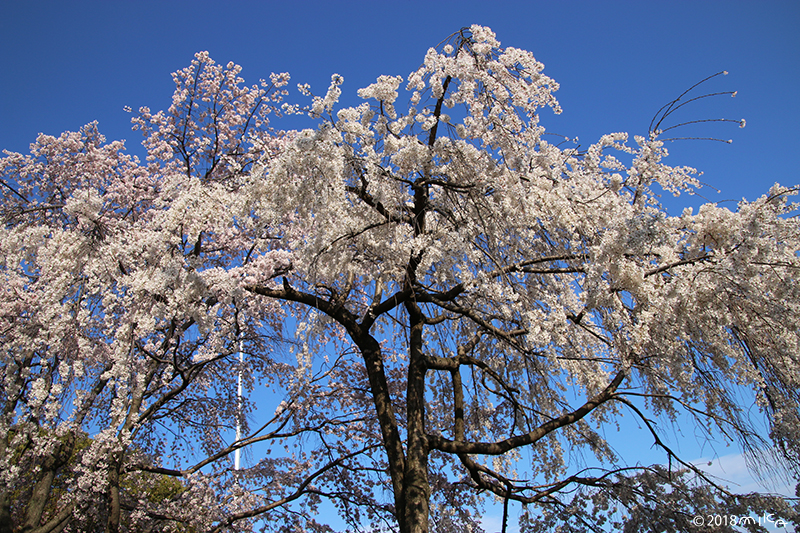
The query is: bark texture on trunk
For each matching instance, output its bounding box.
[0,491,12,533]
[403,300,430,533]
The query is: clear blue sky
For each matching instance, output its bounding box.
[2,1,798,210]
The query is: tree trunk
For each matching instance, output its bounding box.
[105,460,121,533]
[403,301,430,533]
[0,491,12,533]
[22,434,75,533]
[23,469,57,531]
[354,332,409,532]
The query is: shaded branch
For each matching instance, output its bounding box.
[429,370,625,455]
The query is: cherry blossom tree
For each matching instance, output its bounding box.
[240,26,800,532]
[2,25,799,533]
[0,53,362,533]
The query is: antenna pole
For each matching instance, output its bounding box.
[235,338,243,470]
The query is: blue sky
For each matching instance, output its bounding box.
[2,1,799,211]
[2,1,798,529]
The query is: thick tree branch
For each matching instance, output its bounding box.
[429,370,625,455]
